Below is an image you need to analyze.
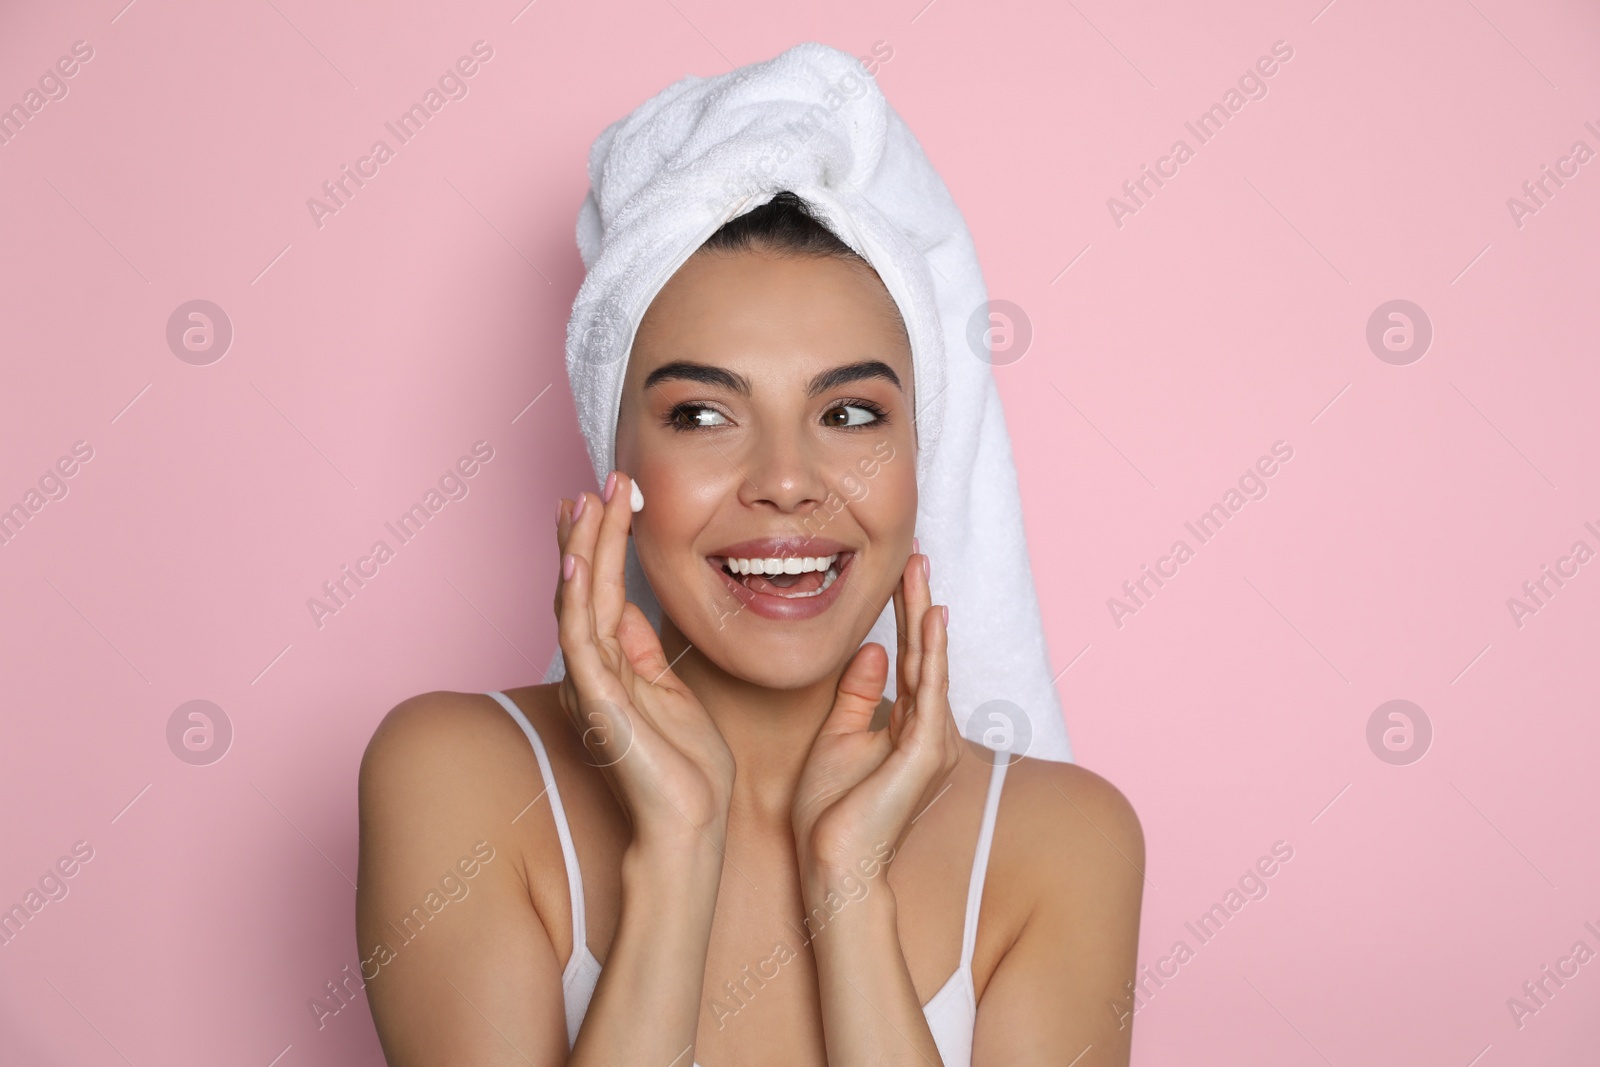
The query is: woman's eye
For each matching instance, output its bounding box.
[823,403,882,428]
[670,404,729,430]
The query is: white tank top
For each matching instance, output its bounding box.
[487,691,1008,1067]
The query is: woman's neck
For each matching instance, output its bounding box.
[662,620,845,826]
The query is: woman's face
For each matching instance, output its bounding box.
[615,247,917,691]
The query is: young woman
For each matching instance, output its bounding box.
[358,45,1142,1067]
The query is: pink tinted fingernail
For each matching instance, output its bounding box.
[556,498,565,524]
[912,536,921,554]
[573,494,586,519]
[602,471,617,502]
[923,555,931,580]
[941,605,949,627]
[563,553,576,580]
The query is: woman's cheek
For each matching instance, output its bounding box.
[856,444,916,530]
[636,448,729,520]
[630,450,729,588]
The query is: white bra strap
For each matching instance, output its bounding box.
[960,750,1010,969]
[486,690,587,963]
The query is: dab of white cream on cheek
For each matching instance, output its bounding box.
[630,480,645,512]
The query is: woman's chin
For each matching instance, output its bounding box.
[670,614,867,693]
[712,649,852,692]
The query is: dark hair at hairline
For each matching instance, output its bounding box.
[695,190,911,353]
[699,190,865,261]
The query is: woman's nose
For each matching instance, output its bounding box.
[737,433,830,515]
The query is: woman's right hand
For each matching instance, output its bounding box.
[555,469,735,852]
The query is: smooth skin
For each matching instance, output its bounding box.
[357,249,1144,1066]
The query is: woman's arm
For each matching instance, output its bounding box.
[357,694,572,1066]
[356,696,728,1067]
[799,759,1145,1067]
[556,474,736,1065]
[569,831,725,1065]
[802,854,945,1065]
[970,761,1145,1066]
[792,551,964,1064]
[360,472,738,1065]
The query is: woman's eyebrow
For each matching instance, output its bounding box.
[806,360,902,397]
[641,359,903,397]
[642,361,753,395]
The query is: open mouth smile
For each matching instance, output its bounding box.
[705,538,856,621]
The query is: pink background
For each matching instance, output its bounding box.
[2,0,1598,1063]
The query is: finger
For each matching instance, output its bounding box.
[891,570,908,718]
[553,498,573,618]
[556,550,621,715]
[858,621,950,828]
[910,603,952,757]
[875,605,953,804]
[590,471,635,639]
[819,643,889,739]
[615,601,672,689]
[889,559,913,737]
[897,553,930,713]
[892,565,907,673]
[564,491,604,632]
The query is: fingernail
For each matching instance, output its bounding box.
[603,471,617,502]
[912,536,921,554]
[574,494,586,519]
[923,555,931,580]
[556,498,564,524]
[941,605,949,627]
[563,553,576,580]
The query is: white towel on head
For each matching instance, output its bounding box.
[546,41,1072,763]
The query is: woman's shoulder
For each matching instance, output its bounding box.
[989,746,1145,898]
[363,683,565,761]
[364,687,519,774]
[354,686,593,1048]
[357,685,599,930]
[358,684,577,823]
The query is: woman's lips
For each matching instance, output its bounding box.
[707,551,855,622]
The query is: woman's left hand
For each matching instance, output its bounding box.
[791,548,963,883]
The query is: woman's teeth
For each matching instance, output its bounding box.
[718,554,843,599]
[723,554,838,576]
